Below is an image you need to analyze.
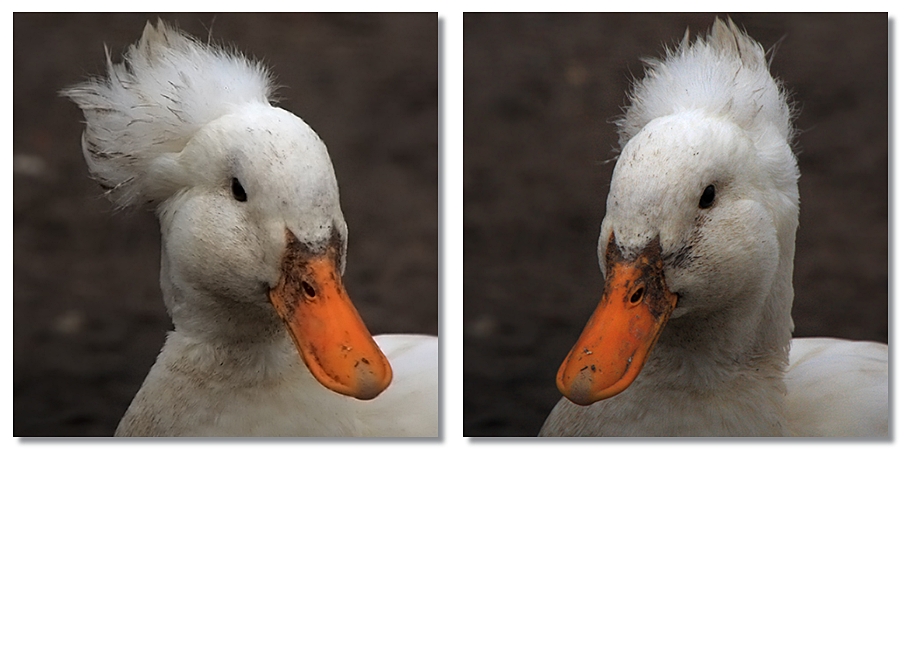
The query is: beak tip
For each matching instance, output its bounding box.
[556,364,600,407]
[351,364,393,401]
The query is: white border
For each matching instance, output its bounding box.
[5,6,911,671]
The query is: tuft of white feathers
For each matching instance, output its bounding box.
[61,20,275,208]
[618,18,795,159]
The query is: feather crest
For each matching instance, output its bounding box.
[62,20,275,207]
[618,18,795,155]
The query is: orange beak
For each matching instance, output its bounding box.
[556,235,677,406]
[268,231,392,400]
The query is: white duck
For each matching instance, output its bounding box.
[63,21,437,437]
[540,18,888,438]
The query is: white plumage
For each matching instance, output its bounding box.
[63,21,437,437]
[540,19,888,438]
[66,22,274,209]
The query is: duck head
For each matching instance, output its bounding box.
[557,109,798,406]
[63,22,392,400]
[158,105,392,400]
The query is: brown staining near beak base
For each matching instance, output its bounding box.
[604,235,671,322]
[271,230,341,316]
[268,229,393,401]
[556,233,678,406]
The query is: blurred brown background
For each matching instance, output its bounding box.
[14,13,439,437]
[464,13,889,436]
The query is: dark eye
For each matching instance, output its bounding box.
[231,177,247,202]
[699,184,715,209]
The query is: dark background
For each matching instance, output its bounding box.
[464,13,889,436]
[14,13,439,437]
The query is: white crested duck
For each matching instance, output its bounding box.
[540,18,888,437]
[63,21,437,437]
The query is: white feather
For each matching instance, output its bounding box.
[63,22,438,437]
[62,20,273,207]
[541,19,888,438]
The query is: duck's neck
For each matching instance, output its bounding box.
[660,256,793,382]
[650,303,788,392]
[162,288,304,388]
[619,234,796,435]
[121,317,343,437]
[658,200,797,386]
[159,326,313,388]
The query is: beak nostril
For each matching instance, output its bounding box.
[629,287,644,305]
[301,280,316,298]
